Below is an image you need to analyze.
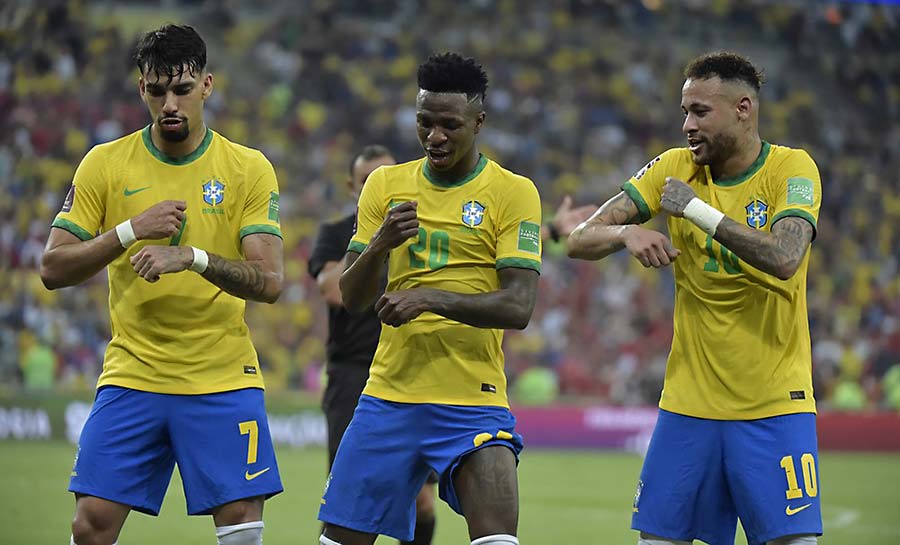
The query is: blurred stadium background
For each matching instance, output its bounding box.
[1,1,898,544]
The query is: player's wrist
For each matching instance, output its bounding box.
[683,198,725,236]
[115,220,137,248]
[189,246,209,273]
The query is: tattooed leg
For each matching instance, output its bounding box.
[454,446,519,540]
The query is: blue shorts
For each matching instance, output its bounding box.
[632,409,822,545]
[69,386,283,515]
[318,395,523,541]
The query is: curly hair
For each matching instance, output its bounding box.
[684,51,764,92]
[417,52,488,102]
[133,24,206,82]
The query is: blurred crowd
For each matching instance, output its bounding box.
[1,0,898,410]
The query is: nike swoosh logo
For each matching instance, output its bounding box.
[244,467,271,481]
[785,503,812,516]
[124,186,151,196]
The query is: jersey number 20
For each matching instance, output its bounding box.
[409,228,450,270]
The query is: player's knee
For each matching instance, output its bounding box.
[71,514,116,545]
[216,521,264,545]
[415,486,436,519]
[471,535,518,545]
[638,532,692,545]
[767,535,817,545]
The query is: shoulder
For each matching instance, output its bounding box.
[379,158,425,181]
[485,159,539,196]
[764,143,820,183]
[212,130,275,171]
[631,147,694,181]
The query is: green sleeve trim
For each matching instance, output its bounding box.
[496,257,541,274]
[771,209,818,240]
[347,240,368,253]
[51,218,94,241]
[239,224,283,240]
[622,181,652,223]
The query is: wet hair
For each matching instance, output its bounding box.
[417,52,488,102]
[133,24,206,82]
[349,144,393,175]
[684,51,764,92]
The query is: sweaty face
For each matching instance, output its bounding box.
[681,77,741,167]
[140,66,210,143]
[350,155,396,196]
[415,90,482,172]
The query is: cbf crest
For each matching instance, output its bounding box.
[745,199,768,229]
[202,179,226,206]
[462,200,486,227]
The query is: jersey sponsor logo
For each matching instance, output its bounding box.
[785,503,812,516]
[244,365,258,375]
[745,199,769,229]
[124,186,151,197]
[268,192,280,222]
[462,200,486,227]
[244,467,271,481]
[202,179,226,206]
[787,177,814,205]
[790,390,806,400]
[481,383,497,393]
[634,156,661,180]
[61,184,76,212]
[518,221,541,254]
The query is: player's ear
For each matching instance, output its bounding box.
[737,96,752,122]
[474,111,485,134]
[201,72,214,100]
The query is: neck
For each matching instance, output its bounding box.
[428,147,480,184]
[150,121,207,158]
[711,134,761,180]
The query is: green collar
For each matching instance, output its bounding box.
[142,125,213,166]
[422,154,488,188]
[713,141,771,187]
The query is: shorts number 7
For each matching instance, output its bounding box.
[239,420,259,465]
[780,453,818,499]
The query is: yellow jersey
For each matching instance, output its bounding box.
[349,155,542,407]
[623,142,821,419]
[51,126,282,394]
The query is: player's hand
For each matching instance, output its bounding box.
[131,200,187,240]
[551,195,598,238]
[622,225,681,268]
[130,245,193,282]
[660,177,697,217]
[370,201,419,253]
[374,288,433,327]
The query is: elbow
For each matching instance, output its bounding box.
[261,276,284,304]
[39,256,65,290]
[510,304,535,330]
[773,263,800,282]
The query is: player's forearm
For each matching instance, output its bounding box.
[40,230,126,289]
[425,287,535,330]
[713,217,804,280]
[201,254,283,303]
[317,263,344,307]
[566,223,629,260]
[340,247,388,312]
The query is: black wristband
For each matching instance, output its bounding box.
[548,222,561,243]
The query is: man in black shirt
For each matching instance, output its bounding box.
[308,145,437,545]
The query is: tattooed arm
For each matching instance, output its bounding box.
[567,191,681,267]
[713,216,813,280]
[202,233,284,303]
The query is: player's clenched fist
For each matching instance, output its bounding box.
[130,245,193,282]
[660,177,697,217]
[370,201,419,252]
[622,225,681,268]
[375,288,433,327]
[131,200,187,240]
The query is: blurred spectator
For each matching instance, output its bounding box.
[1,1,897,410]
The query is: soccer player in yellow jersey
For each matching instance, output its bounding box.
[568,52,822,545]
[318,53,541,545]
[39,25,283,545]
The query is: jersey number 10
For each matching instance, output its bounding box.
[780,453,818,499]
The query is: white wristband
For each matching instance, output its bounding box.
[683,197,725,236]
[190,246,209,273]
[115,220,137,248]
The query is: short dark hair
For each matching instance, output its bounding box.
[417,52,488,102]
[133,24,207,82]
[684,51,764,92]
[349,145,393,175]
